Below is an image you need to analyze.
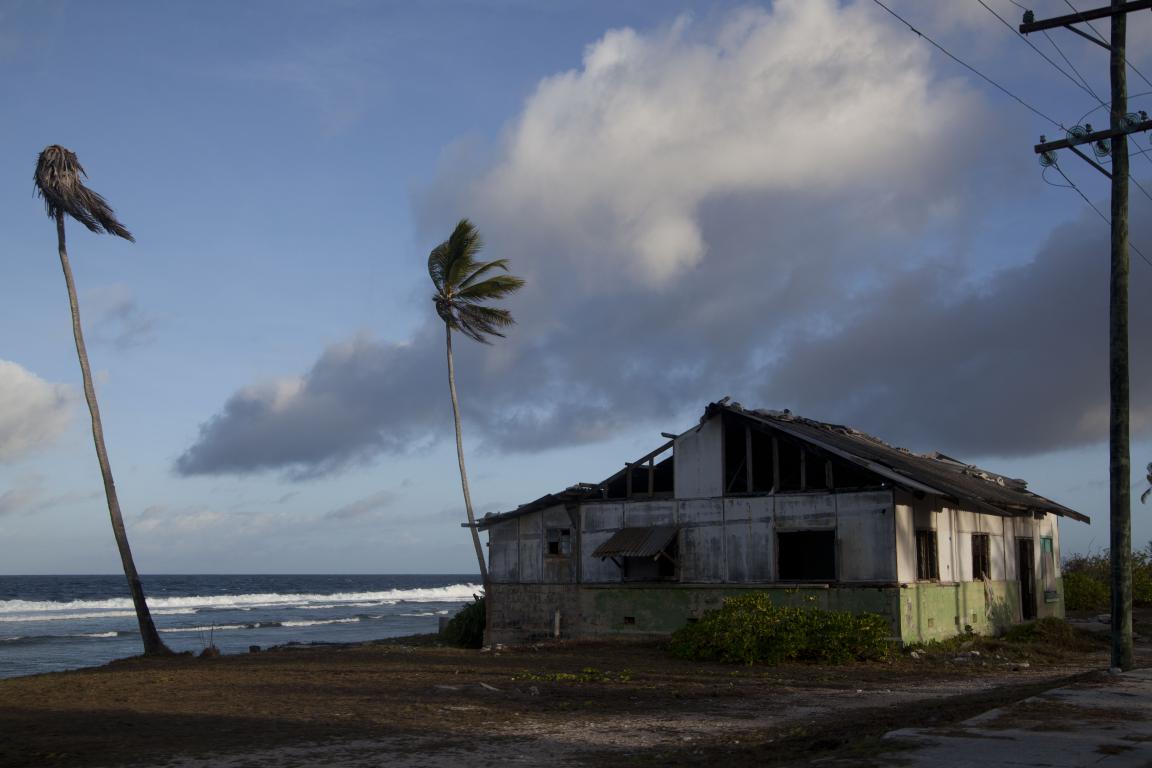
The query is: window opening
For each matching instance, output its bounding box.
[750,429,775,491]
[776,440,803,491]
[972,533,991,580]
[916,530,938,581]
[546,527,572,556]
[777,530,836,581]
[723,414,749,493]
[804,451,828,490]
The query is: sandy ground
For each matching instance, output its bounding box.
[0,625,1146,768]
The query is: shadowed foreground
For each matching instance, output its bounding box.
[0,633,1138,768]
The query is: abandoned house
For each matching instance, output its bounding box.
[475,400,1088,645]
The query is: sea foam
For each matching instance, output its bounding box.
[0,583,481,622]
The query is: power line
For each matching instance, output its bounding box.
[1074,89,1152,126]
[1042,165,1074,187]
[1073,90,1152,174]
[1009,0,1152,91]
[1043,29,1105,104]
[978,0,1106,105]
[1061,0,1152,91]
[872,0,1151,267]
[1053,164,1152,267]
[1064,93,1152,204]
[869,0,1064,129]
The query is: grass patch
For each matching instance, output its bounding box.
[905,617,1106,664]
[511,666,633,684]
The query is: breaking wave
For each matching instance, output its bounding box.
[0,584,480,622]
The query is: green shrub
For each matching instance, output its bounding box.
[668,594,892,666]
[443,593,486,648]
[1062,570,1109,612]
[1136,547,1152,606]
[1063,543,1152,610]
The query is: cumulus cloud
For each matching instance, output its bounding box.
[175,332,448,477]
[0,360,72,462]
[763,208,1152,457]
[468,1,978,288]
[179,0,1147,478]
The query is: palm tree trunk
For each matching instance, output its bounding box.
[445,323,489,584]
[55,213,169,656]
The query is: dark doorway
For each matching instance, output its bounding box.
[1017,538,1036,621]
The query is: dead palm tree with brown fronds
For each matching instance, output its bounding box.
[428,219,524,583]
[34,145,169,656]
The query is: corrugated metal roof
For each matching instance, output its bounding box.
[591,526,679,559]
[472,484,600,531]
[720,403,1089,523]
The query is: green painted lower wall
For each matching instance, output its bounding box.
[487,583,901,643]
[488,578,1066,646]
[896,578,1066,643]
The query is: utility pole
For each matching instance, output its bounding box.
[1021,0,1147,671]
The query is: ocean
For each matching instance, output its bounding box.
[0,574,481,680]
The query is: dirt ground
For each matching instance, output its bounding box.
[0,620,1147,768]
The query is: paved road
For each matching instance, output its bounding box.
[886,668,1152,767]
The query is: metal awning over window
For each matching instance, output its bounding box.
[592,526,679,559]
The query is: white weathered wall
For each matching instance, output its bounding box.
[673,418,723,498]
[894,493,919,583]
[573,490,896,585]
[1041,513,1061,576]
[498,491,1062,588]
[955,507,1008,581]
[723,498,774,582]
[775,494,836,530]
[937,504,956,583]
[895,492,953,583]
[837,491,897,582]
[679,498,725,583]
[623,500,676,526]
[891,492,1071,588]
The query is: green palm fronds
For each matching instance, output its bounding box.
[429,220,524,343]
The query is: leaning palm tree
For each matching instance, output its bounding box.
[1141,462,1151,505]
[428,219,524,583]
[34,145,169,655]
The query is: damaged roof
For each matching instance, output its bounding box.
[713,401,1088,523]
[473,484,600,531]
[475,401,1088,529]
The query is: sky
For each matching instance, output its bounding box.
[1,0,1149,575]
